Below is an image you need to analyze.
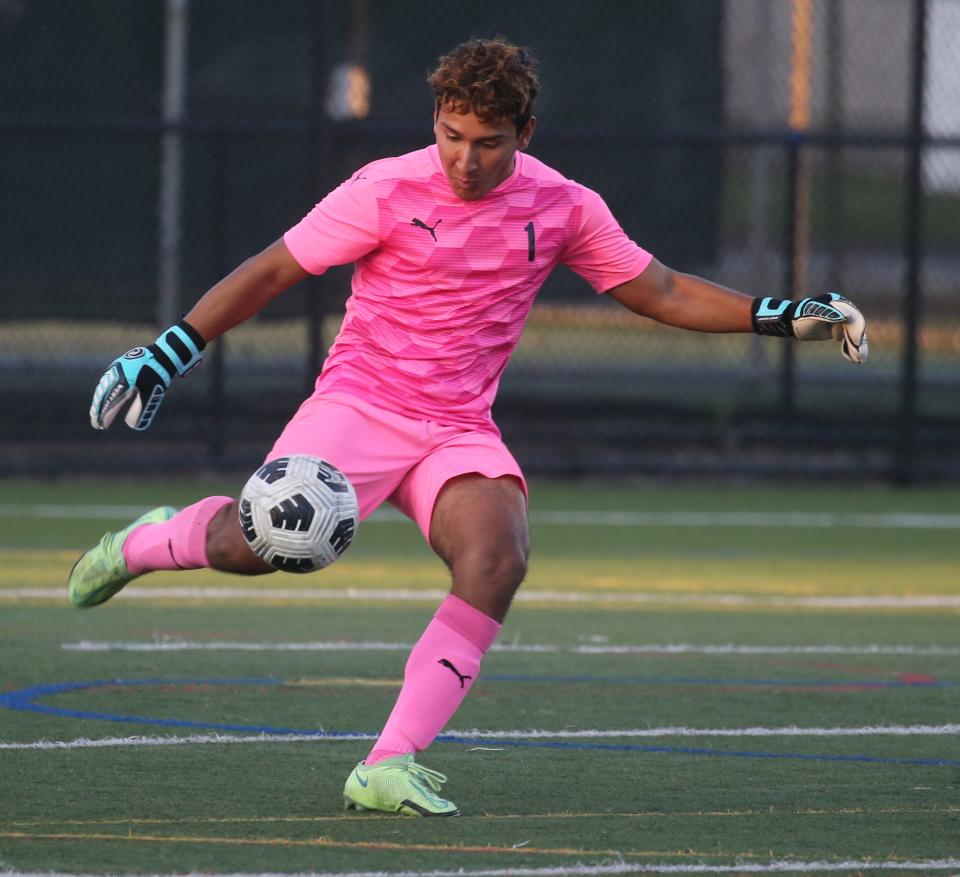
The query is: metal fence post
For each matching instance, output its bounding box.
[781,133,800,415]
[781,0,814,419]
[824,0,846,287]
[207,132,228,463]
[896,0,929,486]
[158,0,190,329]
[305,5,336,396]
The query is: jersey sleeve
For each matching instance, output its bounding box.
[283,171,381,275]
[561,186,653,293]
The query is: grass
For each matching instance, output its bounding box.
[1,479,959,875]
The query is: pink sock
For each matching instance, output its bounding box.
[366,594,501,765]
[123,496,232,574]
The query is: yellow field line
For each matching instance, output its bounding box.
[8,805,958,830]
[0,831,543,855]
[287,678,402,687]
[4,592,958,617]
[0,829,753,860]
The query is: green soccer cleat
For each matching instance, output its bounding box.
[343,755,460,817]
[67,506,177,608]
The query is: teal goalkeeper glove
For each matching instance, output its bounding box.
[89,320,206,431]
[751,293,868,364]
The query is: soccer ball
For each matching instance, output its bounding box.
[239,455,359,573]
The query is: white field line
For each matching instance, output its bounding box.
[60,640,418,653]
[3,724,959,750]
[0,733,373,750]
[60,640,960,657]
[574,643,960,656]
[449,725,960,739]
[533,510,960,530]
[0,503,155,520]
[2,502,960,529]
[8,587,960,609]
[3,860,960,875]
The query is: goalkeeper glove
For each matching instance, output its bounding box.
[751,293,868,364]
[89,319,206,431]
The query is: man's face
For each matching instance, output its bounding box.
[434,105,535,201]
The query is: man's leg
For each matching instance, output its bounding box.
[68,497,271,607]
[68,394,417,608]
[68,395,423,606]
[369,475,528,759]
[343,474,528,816]
[429,474,530,621]
[124,497,272,575]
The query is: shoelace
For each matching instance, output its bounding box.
[403,760,448,792]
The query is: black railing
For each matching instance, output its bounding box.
[2,0,957,482]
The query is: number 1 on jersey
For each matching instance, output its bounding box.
[525,222,535,262]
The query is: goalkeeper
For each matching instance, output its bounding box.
[68,37,868,818]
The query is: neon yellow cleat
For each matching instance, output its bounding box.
[67,506,177,608]
[343,755,460,817]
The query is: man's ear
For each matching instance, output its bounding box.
[518,116,536,150]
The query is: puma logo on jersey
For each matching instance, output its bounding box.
[438,658,472,688]
[412,217,442,242]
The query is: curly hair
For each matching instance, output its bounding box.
[428,37,539,133]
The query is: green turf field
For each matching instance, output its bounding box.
[1,479,959,876]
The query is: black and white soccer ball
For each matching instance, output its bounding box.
[239,455,359,573]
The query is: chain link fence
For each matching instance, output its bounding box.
[1,0,958,482]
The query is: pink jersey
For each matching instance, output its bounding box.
[283,144,651,428]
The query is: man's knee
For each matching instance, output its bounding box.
[452,542,528,590]
[429,473,530,618]
[447,543,526,622]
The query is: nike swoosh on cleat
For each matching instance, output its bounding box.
[354,767,368,788]
[401,798,460,817]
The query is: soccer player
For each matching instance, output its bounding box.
[68,38,867,817]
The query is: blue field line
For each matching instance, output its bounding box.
[484,673,955,688]
[0,677,282,702]
[3,676,959,767]
[0,677,369,737]
[437,735,960,767]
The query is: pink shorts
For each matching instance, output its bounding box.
[265,393,527,542]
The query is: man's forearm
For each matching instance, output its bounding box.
[608,259,753,333]
[664,270,754,333]
[184,238,309,342]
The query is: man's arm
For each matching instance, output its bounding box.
[184,237,310,342]
[606,257,752,332]
[89,238,310,431]
[607,257,868,363]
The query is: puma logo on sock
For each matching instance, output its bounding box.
[438,658,472,689]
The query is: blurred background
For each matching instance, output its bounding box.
[1,0,958,484]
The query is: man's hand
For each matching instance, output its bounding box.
[90,320,206,431]
[751,293,868,363]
